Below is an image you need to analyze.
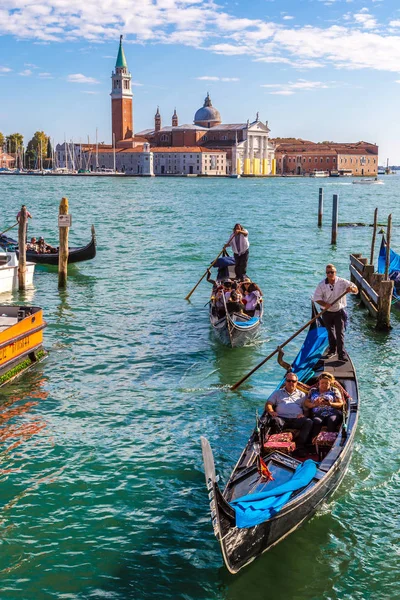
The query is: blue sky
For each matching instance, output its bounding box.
[1,0,400,161]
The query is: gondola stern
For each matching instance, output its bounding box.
[200,436,238,572]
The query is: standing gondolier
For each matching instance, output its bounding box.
[313,264,358,361]
[224,223,249,281]
[16,205,32,235]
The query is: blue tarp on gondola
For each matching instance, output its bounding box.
[290,325,329,384]
[378,239,400,300]
[378,240,400,275]
[231,460,317,528]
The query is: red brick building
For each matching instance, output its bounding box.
[274,140,378,176]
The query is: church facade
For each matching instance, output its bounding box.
[56,37,276,176]
[137,94,276,176]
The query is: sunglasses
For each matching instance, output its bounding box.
[286,379,297,383]
[326,270,336,274]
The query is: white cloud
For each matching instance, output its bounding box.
[270,90,294,95]
[389,21,400,28]
[38,72,53,78]
[283,16,294,21]
[67,73,99,84]
[82,90,99,94]
[131,81,144,86]
[261,79,334,95]
[0,66,11,73]
[195,75,239,81]
[353,9,377,30]
[0,0,398,74]
[19,69,32,76]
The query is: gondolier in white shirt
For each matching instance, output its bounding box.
[224,223,249,281]
[313,264,358,361]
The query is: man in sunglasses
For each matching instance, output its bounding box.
[266,373,312,457]
[313,263,358,361]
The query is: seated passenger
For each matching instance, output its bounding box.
[266,372,312,457]
[243,282,262,315]
[304,372,343,439]
[226,291,245,314]
[27,237,38,252]
[222,280,233,301]
[239,276,252,296]
[38,237,56,254]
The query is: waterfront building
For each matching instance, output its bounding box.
[79,144,225,176]
[0,152,15,169]
[137,96,276,176]
[274,140,378,176]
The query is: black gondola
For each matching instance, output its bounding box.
[201,314,359,573]
[208,256,263,347]
[0,226,96,265]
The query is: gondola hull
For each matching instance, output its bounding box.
[1,226,96,265]
[202,324,359,573]
[209,307,263,348]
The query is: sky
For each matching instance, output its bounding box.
[1,0,400,162]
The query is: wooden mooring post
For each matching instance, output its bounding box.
[17,205,27,290]
[318,188,323,227]
[350,212,394,330]
[58,197,70,289]
[370,207,378,265]
[377,213,394,331]
[331,194,338,245]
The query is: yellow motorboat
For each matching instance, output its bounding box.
[0,305,47,386]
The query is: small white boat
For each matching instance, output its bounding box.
[0,248,35,294]
[352,178,384,185]
[310,170,329,178]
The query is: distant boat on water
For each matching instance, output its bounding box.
[353,178,384,185]
[310,170,329,178]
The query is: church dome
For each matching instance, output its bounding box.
[194,93,221,126]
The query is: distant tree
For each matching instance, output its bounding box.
[6,133,24,154]
[46,137,53,168]
[0,132,4,149]
[26,131,49,169]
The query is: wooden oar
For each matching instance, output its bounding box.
[0,222,18,237]
[185,248,226,300]
[231,290,349,390]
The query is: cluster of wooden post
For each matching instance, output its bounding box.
[17,197,70,291]
[350,209,394,331]
[317,188,338,245]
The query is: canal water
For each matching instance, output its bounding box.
[0,175,398,600]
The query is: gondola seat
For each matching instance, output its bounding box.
[233,317,259,327]
[263,432,296,455]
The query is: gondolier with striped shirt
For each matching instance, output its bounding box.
[313,264,358,361]
[224,223,249,281]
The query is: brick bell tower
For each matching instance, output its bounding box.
[111,35,133,143]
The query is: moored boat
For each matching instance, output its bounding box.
[0,248,35,294]
[1,225,96,265]
[310,170,329,178]
[0,305,47,386]
[201,314,359,573]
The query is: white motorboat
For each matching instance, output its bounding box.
[352,178,384,185]
[0,248,35,294]
[310,170,329,178]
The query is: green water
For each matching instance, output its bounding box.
[0,175,399,600]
